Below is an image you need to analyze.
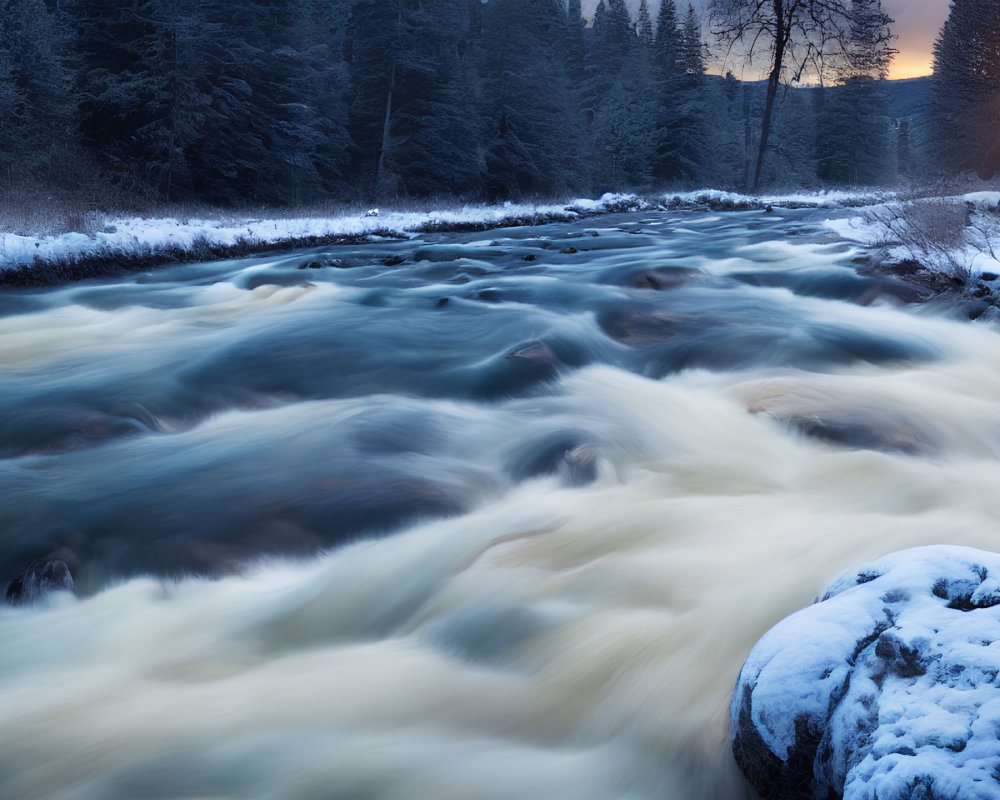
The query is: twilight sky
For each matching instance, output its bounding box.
[583,0,952,79]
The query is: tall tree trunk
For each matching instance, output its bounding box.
[751,3,787,193]
[376,60,395,196]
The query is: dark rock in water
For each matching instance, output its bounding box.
[981,272,999,282]
[523,253,537,262]
[732,546,1000,800]
[598,308,694,345]
[4,559,74,605]
[559,247,578,254]
[435,297,450,308]
[244,274,314,290]
[382,254,406,267]
[298,260,323,270]
[785,414,927,455]
[626,267,700,291]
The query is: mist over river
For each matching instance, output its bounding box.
[4,208,1000,799]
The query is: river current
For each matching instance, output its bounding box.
[2,208,999,798]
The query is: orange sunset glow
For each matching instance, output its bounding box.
[608,0,955,80]
[884,0,952,79]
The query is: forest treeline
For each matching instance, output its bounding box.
[0,0,996,208]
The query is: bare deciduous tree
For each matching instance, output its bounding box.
[709,0,863,192]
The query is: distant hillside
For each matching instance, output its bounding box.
[884,76,932,121]
[719,74,931,123]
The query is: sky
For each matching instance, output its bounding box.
[582,0,952,80]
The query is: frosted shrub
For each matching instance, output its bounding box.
[863,198,974,280]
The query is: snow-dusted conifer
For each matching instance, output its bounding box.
[636,0,654,48]
[816,0,896,184]
[930,0,1000,177]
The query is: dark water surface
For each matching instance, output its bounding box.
[4,208,1000,799]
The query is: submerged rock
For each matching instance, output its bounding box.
[4,559,74,606]
[732,545,1000,800]
[626,267,700,291]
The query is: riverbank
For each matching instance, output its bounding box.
[825,192,1000,319]
[0,190,888,286]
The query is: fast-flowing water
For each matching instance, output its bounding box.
[2,208,1000,799]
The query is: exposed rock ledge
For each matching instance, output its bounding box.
[732,545,1000,800]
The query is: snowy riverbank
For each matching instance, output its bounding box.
[0,190,888,284]
[825,192,1000,279]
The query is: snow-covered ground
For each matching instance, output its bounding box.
[668,187,892,209]
[0,190,889,275]
[825,192,1000,278]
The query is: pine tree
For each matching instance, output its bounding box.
[0,1,23,181]
[816,0,896,184]
[563,0,588,173]
[700,71,748,188]
[1,0,78,182]
[653,3,708,184]
[654,0,680,77]
[930,0,1000,178]
[566,0,586,78]
[764,85,819,187]
[591,35,659,189]
[477,0,577,197]
[586,0,642,186]
[348,0,483,200]
[604,0,634,55]
[636,0,653,48]
[287,0,354,199]
[72,0,164,189]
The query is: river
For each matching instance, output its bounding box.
[2,207,999,799]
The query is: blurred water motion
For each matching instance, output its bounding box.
[1,208,995,799]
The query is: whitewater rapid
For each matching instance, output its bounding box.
[2,209,998,798]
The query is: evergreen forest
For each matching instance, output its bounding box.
[0,0,996,208]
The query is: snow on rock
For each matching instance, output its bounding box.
[565,192,655,213]
[732,545,1000,800]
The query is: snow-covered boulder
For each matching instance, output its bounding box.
[732,546,1000,800]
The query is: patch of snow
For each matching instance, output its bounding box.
[565,192,653,213]
[962,191,1000,209]
[823,215,884,244]
[668,188,891,209]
